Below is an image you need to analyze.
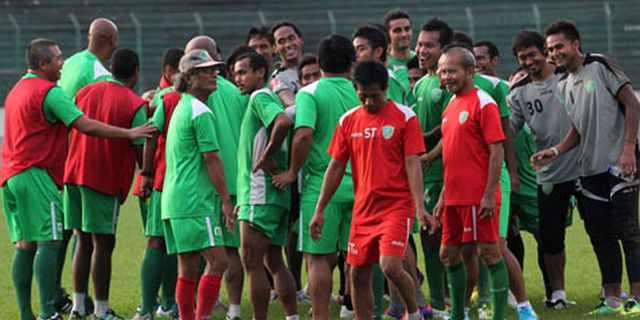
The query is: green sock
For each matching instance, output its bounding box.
[425,246,446,310]
[13,248,35,320]
[487,259,509,320]
[160,253,178,309]
[55,231,72,301]
[445,262,467,320]
[478,263,491,304]
[372,264,385,320]
[34,243,60,318]
[140,247,166,314]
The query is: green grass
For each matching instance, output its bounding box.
[0,198,632,319]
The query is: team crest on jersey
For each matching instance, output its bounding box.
[585,79,596,93]
[382,125,395,139]
[458,111,469,124]
[431,88,443,102]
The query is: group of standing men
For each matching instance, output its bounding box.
[2,7,640,320]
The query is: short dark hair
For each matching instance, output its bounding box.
[352,24,388,62]
[26,38,57,70]
[246,26,274,45]
[511,30,545,56]
[452,31,473,51]
[407,55,420,70]
[226,45,256,69]
[317,34,355,74]
[111,48,139,80]
[236,52,270,82]
[353,60,388,89]
[545,20,580,42]
[383,9,411,31]
[271,21,303,39]
[298,54,317,76]
[162,47,183,70]
[421,18,453,48]
[474,40,499,58]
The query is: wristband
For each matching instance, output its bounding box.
[550,147,559,156]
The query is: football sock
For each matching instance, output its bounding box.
[140,247,165,314]
[72,292,86,315]
[372,264,385,318]
[487,259,509,320]
[34,243,59,318]
[176,276,197,320]
[195,275,222,320]
[94,299,109,318]
[407,310,422,320]
[343,294,353,310]
[445,262,467,320]
[285,315,300,320]
[388,295,405,314]
[227,303,241,318]
[425,246,446,310]
[13,248,35,320]
[160,253,178,309]
[417,288,428,309]
[478,263,491,304]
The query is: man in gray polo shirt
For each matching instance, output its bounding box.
[509,29,581,310]
[532,20,640,316]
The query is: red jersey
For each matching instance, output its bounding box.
[328,100,425,224]
[441,88,505,205]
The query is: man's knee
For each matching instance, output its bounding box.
[92,234,115,253]
[439,247,463,266]
[380,256,403,279]
[478,242,502,266]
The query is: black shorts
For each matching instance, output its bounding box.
[538,181,576,254]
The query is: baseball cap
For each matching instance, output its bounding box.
[179,49,223,73]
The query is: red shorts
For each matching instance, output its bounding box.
[346,214,413,266]
[441,205,500,245]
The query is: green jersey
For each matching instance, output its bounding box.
[295,77,358,203]
[207,76,248,195]
[388,51,416,105]
[387,69,407,105]
[161,94,220,219]
[22,73,84,125]
[237,87,290,208]
[412,74,453,182]
[58,50,111,98]
[514,124,538,197]
[474,74,510,117]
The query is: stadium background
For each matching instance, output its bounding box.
[0,0,639,104]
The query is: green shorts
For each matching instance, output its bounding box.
[511,194,539,235]
[238,204,288,247]
[145,190,164,237]
[298,201,352,254]
[499,167,511,238]
[2,167,64,243]
[138,196,149,229]
[163,215,224,254]
[220,196,240,248]
[63,184,121,235]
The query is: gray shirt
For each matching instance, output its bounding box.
[509,72,581,184]
[557,54,631,176]
[270,66,300,95]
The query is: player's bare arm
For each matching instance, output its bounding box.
[253,113,293,175]
[502,116,519,192]
[272,126,313,189]
[423,124,442,146]
[71,116,157,140]
[480,142,504,219]
[617,83,640,176]
[419,140,442,170]
[405,154,436,233]
[202,151,234,233]
[139,131,159,198]
[433,186,445,223]
[310,158,347,242]
[277,89,296,107]
[531,126,580,169]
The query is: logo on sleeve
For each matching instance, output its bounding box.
[458,111,469,124]
[431,88,443,102]
[382,125,395,139]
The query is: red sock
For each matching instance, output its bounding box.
[176,277,197,320]
[195,274,222,320]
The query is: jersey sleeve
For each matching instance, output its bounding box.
[327,120,350,163]
[193,111,219,153]
[152,103,166,133]
[253,92,284,128]
[507,90,525,133]
[130,105,148,145]
[478,103,506,145]
[496,81,511,117]
[403,115,426,156]
[294,91,317,130]
[270,70,295,94]
[598,56,631,97]
[43,86,84,126]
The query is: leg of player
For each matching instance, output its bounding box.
[441,244,466,320]
[350,264,374,319]
[462,244,480,306]
[54,230,73,313]
[264,245,299,318]
[306,253,336,320]
[500,238,538,319]
[197,246,228,320]
[138,237,167,317]
[224,247,244,319]
[616,185,640,313]
[13,241,36,320]
[380,255,420,318]
[240,221,277,320]
[478,242,509,320]
[71,230,92,317]
[420,229,447,313]
[176,251,200,320]
[33,241,61,319]
[385,245,424,317]
[90,233,116,318]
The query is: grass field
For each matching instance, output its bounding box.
[0,196,632,319]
